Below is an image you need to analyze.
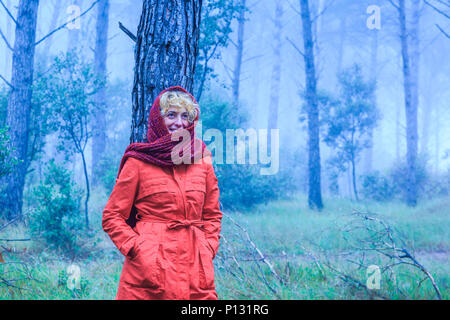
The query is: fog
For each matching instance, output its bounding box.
[1,0,449,198]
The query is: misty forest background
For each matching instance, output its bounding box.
[0,0,449,299]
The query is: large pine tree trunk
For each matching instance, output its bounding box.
[267,1,283,150]
[1,0,40,220]
[130,0,202,143]
[91,0,109,186]
[398,0,419,206]
[300,0,323,211]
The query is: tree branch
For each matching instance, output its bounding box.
[118,22,137,42]
[388,0,400,11]
[311,0,336,24]
[0,217,19,233]
[242,54,264,64]
[436,23,450,38]
[424,0,450,19]
[0,74,13,89]
[0,27,13,51]
[0,0,17,25]
[34,0,100,47]
[286,36,305,58]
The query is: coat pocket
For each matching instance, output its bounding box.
[136,178,170,201]
[125,237,165,290]
[186,177,206,215]
[198,240,215,290]
[136,178,176,212]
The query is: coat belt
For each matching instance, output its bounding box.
[136,213,205,230]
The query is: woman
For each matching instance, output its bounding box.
[102,86,222,300]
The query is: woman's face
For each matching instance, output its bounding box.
[163,107,190,134]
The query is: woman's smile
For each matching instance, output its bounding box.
[163,107,190,133]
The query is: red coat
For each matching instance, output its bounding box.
[102,155,222,300]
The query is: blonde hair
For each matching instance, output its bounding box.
[159,90,199,123]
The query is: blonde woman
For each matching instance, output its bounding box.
[102,86,222,300]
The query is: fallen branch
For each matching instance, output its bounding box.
[222,209,284,286]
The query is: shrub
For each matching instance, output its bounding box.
[360,171,396,202]
[389,155,429,202]
[199,91,297,211]
[27,160,86,257]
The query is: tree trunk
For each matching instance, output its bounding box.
[351,151,359,201]
[130,0,202,143]
[3,0,12,78]
[40,0,62,68]
[67,0,83,52]
[398,0,419,206]
[232,0,246,110]
[267,1,283,150]
[300,0,323,211]
[0,0,40,220]
[434,103,440,173]
[91,0,109,186]
[80,150,90,228]
[363,29,378,174]
[337,15,346,73]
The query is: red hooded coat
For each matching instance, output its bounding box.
[102,86,222,300]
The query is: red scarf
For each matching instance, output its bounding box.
[115,86,210,227]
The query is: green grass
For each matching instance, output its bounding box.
[0,192,448,299]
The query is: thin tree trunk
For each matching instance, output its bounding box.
[396,96,401,162]
[196,50,209,102]
[300,0,323,211]
[91,0,109,186]
[4,0,12,78]
[421,78,433,155]
[364,29,378,174]
[267,1,283,150]
[232,0,246,110]
[351,152,359,201]
[434,103,440,173]
[68,0,84,52]
[398,0,419,206]
[80,150,90,228]
[40,0,62,68]
[0,0,40,220]
[130,0,202,143]
[337,15,346,73]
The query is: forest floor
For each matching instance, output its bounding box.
[0,192,448,300]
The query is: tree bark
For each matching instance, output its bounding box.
[300,0,323,211]
[0,0,40,220]
[130,0,203,143]
[91,0,109,186]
